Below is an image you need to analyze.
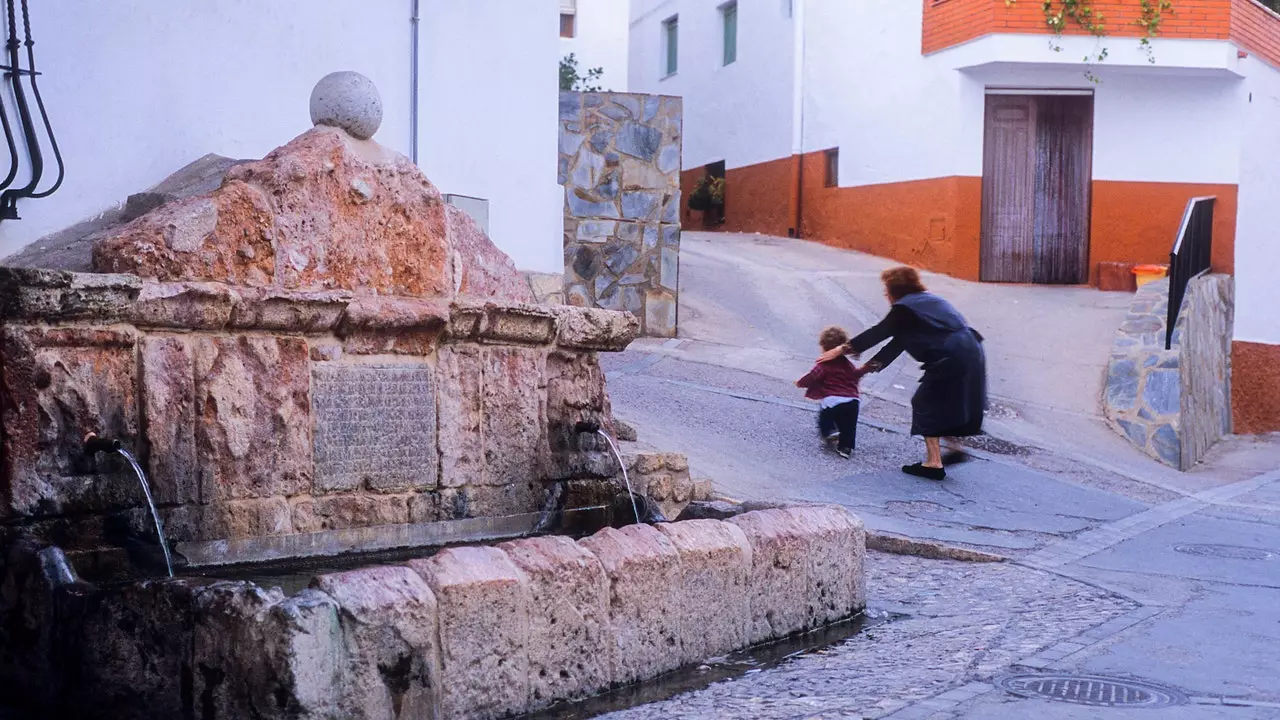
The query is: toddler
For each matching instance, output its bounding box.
[796,326,875,459]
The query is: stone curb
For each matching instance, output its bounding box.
[866,531,1006,563]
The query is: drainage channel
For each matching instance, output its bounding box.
[523,609,898,720]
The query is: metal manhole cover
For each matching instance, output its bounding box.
[997,673,1188,708]
[1174,544,1274,561]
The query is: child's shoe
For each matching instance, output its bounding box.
[836,448,852,459]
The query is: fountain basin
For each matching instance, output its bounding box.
[7,504,865,720]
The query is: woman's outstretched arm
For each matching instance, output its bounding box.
[846,304,909,353]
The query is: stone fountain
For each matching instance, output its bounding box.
[0,75,866,719]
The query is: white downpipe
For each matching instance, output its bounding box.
[790,0,806,156]
[410,0,421,164]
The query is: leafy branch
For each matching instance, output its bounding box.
[1005,0,1174,82]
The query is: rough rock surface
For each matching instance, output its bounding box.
[728,508,814,644]
[544,349,617,480]
[91,128,455,300]
[411,547,531,720]
[578,524,682,685]
[447,205,534,303]
[559,92,682,337]
[77,579,199,718]
[2,154,246,272]
[313,565,442,720]
[435,346,483,489]
[0,326,140,518]
[499,535,614,706]
[657,519,753,663]
[481,347,546,488]
[192,335,313,502]
[794,505,867,625]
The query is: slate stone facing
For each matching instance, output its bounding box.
[1102,275,1234,470]
[560,91,681,337]
[311,364,437,493]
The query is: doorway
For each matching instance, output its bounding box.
[980,92,1094,284]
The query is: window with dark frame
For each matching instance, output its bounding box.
[824,148,839,187]
[560,0,576,38]
[663,16,679,76]
[722,2,738,66]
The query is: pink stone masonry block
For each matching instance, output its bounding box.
[410,546,531,720]
[728,508,812,644]
[499,535,613,707]
[312,565,441,720]
[657,520,753,663]
[192,335,312,502]
[578,524,682,685]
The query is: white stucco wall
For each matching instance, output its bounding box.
[801,0,963,186]
[952,65,1242,184]
[629,0,796,171]
[801,0,1245,192]
[0,0,562,273]
[1234,56,1280,345]
[420,0,562,272]
[562,0,631,92]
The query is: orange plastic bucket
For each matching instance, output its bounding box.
[1132,264,1168,288]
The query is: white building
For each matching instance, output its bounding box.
[630,0,1280,434]
[560,0,632,91]
[0,0,564,274]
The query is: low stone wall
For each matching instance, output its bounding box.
[1103,275,1233,469]
[12,505,866,719]
[559,92,681,337]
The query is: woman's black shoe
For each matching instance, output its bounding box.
[941,450,970,466]
[903,463,946,481]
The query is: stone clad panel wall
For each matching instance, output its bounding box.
[559,92,682,337]
[1103,275,1234,470]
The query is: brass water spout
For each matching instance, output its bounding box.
[83,432,122,455]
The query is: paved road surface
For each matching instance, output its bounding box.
[601,232,1280,719]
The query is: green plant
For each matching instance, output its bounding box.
[1005,0,1173,82]
[689,176,726,209]
[559,53,604,92]
[707,177,726,205]
[1137,0,1174,63]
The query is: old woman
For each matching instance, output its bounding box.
[819,266,986,480]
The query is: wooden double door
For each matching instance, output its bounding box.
[980,93,1094,284]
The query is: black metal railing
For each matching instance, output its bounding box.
[0,0,63,221]
[1166,196,1215,349]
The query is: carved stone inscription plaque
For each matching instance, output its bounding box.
[312,364,437,492]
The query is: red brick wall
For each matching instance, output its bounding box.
[1231,0,1280,69]
[1232,340,1280,433]
[924,0,1237,55]
[681,156,799,237]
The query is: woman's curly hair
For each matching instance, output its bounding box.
[881,266,927,301]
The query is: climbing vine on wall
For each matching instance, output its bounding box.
[1005,0,1174,82]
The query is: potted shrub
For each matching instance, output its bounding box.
[707,177,725,207]
[688,176,713,211]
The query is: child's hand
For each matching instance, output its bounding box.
[865,361,884,372]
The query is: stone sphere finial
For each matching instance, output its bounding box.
[309,71,383,140]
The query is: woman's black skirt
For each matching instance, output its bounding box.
[910,329,986,438]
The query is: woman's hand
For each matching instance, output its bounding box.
[817,346,849,363]
[864,361,884,373]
